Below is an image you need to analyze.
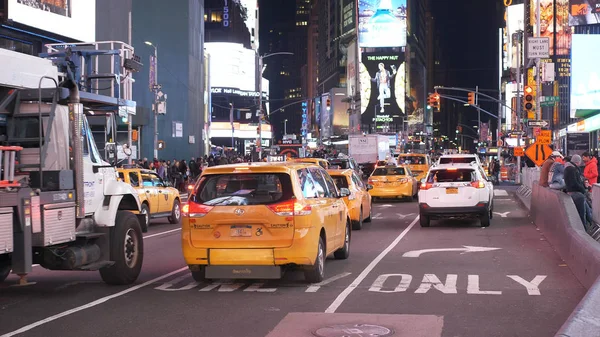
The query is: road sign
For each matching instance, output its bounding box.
[527,119,549,128]
[514,147,524,157]
[525,142,552,166]
[527,37,550,58]
[536,130,552,145]
[541,96,559,102]
[540,101,556,107]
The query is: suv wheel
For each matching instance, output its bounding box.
[481,209,491,227]
[420,214,430,227]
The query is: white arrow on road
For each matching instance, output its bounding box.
[402,246,502,258]
[493,211,510,218]
[396,213,415,219]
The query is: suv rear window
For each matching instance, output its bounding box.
[427,169,476,183]
[439,157,477,164]
[373,167,406,176]
[193,173,293,206]
[328,160,350,169]
[331,175,349,189]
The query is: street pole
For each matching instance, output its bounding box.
[498,27,503,163]
[284,119,288,135]
[476,85,481,143]
[535,0,541,121]
[516,30,522,184]
[230,103,234,150]
[258,55,263,161]
[152,45,158,160]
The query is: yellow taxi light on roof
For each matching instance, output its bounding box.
[234,167,250,172]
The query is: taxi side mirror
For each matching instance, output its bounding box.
[366,184,374,191]
[339,188,351,198]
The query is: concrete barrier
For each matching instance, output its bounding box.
[529,184,600,336]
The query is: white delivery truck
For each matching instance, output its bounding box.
[348,134,390,164]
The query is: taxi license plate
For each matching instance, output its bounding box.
[230,225,252,237]
[446,188,459,194]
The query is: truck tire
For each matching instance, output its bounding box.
[168,199,181,224]
[99,211,144,285]
[0,263,10,283]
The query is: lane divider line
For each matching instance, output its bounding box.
[324,215,419,314]
[0,267,189,337]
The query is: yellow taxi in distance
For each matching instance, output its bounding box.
[289,157,330,169]
[327,169,373,230]
[182,162,352,283]
[396,153,431,181]
[368,165,418,200]
[117,167,182,232]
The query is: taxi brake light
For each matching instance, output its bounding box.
[183,201,213,217]
[267,200,312,216]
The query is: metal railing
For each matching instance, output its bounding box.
[521,167,541,190]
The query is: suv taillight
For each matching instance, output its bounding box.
[471,181,485,189]
[420,182,433,190]
[267,200,312,216]
[182,201,213,217]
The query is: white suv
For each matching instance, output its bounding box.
[418,163,494,228]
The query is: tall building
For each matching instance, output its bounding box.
[204,0,252,49]
[317,0,342,94]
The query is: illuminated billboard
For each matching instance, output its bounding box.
[529,0,572,56]
[358,0,407,48]
[569,0,600,25]
[205,42,258,92]
[8,0,96,42]
[570,35,600,117]
[506,4,524,71]
[359,52,406,131]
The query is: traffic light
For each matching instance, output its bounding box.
[132,129,138,142]
[427,94,435,108]
[157,140,165,150]
[524,85,534,117]
[431,93,440,111]
[467,92,475,105]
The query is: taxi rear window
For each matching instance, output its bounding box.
[373,167,406,176]
[427,169,475,183]
[398,156,426,165]
[193,173,293,206]
[331,175,349,189]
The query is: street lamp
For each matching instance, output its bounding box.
[258,52,293,160]
[145,41,158,159]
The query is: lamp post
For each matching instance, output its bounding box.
[145,41,158,160]
[258,52,293,160]
[284,119,288,136]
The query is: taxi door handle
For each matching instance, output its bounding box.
[145,190,151,193]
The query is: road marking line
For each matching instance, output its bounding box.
[324,215,419,313]
[306,272,352,293]
[493,211,510,218]
[143,228,181,239]
[0,267,188,337]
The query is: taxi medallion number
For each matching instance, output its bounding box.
[230,225,252,237]
[446,188,458,194]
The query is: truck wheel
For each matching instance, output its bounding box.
[0,263,10,283]
[304,236,325,283]
[99,211,144,285]
[140,203,150,232]
[168,199,181,224]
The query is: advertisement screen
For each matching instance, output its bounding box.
[507,4,524,70]
[205,42,257,92]
[570,35,600,114]
[569,0,600,25]
[529,0,572,56]
[359,52,405,131]
[358,0,407,48]
[341,0,356,35]
[8,0,96,42]
[407,62,425,130]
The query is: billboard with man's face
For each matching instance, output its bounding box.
[358,0,407,48]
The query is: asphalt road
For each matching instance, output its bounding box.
[0,188,586,337]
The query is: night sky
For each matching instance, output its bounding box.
[259,0,503,135]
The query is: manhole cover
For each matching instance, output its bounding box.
[313,323,394,337]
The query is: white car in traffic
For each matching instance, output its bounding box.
[418,163,494,228]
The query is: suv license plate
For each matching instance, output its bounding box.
[446,188,458,194]
[230,226,252,237]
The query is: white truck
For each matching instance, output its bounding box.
[0,42,146,285]
[348,134,391,164]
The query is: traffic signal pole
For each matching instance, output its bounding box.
[516,30,522,184]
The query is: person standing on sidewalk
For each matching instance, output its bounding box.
[539,151,563,187]
[582,152,598,185]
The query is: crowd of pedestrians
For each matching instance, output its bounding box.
[539,151,599,232]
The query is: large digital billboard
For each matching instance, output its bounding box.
[8,0,96,42]
[570,35,600,116]
[569,0,600,25]
[205,42,257,92]
[358,0,407,48]
[359,52,405,131]
[529,0,572,56]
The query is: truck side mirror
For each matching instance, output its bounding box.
[105,142,117,165]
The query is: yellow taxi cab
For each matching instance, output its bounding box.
[327,169,373,230]
[117,167,182,232]
[289,157,330,169]
[368,164,418,200]
[396,153,431,181]
[182,162,352,283]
